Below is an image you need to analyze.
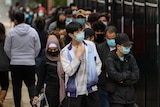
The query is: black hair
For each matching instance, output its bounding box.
[65,22,82,45]
[88,13,99,25]
[49,6,65,25]
[0,22,5,41]
[69,3,76,8]
[56,13,66,30]
[34,17,46,31]
[84,7,93,12]
[92,21,106,32]
[105,25,118,34]
[98,12,110,21]
[66,22,82,34]
[65,8,72,15]
[14,11,25,24]
[15,1,20,7]
[84,28,95,39]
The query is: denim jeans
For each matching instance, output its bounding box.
[99,88,110,107]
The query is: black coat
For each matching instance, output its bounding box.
[35,57,59,96]
[106,50,139,104]
[0,41,10,71]
[97,41,111,90]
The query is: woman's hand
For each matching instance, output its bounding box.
[32,96,39,106]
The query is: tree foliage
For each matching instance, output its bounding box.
[54,0,67,6]
[33,0,67,9]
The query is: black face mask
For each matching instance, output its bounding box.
[48,51,60,57]
[95,34,105,44]
[57,21,65,29]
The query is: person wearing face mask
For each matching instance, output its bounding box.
[48,13,66,32]
[65,8,74,26]
[105,33,140,107]
[61,22,102,107]
[69,3,78,18]
[92,21,106,44]
[75,9,88,29]
[98,13,111,27]
[32,35,65,107]
[97,25,117,107]
[38,10,45,17]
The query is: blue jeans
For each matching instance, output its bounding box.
[99,88,110,107]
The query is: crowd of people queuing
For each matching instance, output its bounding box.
[0,1,140,107]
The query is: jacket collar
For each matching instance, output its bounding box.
[68,41,87,50]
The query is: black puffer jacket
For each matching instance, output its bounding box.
[106,50,139,104]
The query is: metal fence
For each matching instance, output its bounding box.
[112,0,159,106]
[73,0,160,106]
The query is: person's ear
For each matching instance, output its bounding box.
[14,19,18,25]
[91,36,95,41]
[24,18,26,23]
[68,33,74,38]
[116,44,120,49]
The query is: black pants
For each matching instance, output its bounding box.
[0,71,9,91]
[45,85,59,107]
[10,65,36,107]
[62,91,100,107]
[110,103,135,107]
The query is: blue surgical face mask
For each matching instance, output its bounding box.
[107,39,116,47]
[25,14,29,18]
[66,18,73,25]
[121,46,131,54]
[75,32,84,42]
[76,18,85,25]
[38,12,44,17]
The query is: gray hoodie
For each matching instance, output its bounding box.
[4,23,41,65]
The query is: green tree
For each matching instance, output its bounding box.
[33,0,67,9]
[54,0,67,6]
[33,0,47,8]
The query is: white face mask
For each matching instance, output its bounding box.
[86,15,89,21]
[72,10,77,15]
[102,21,107,26]
[26,8,30,12]
[30,12,33,15]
